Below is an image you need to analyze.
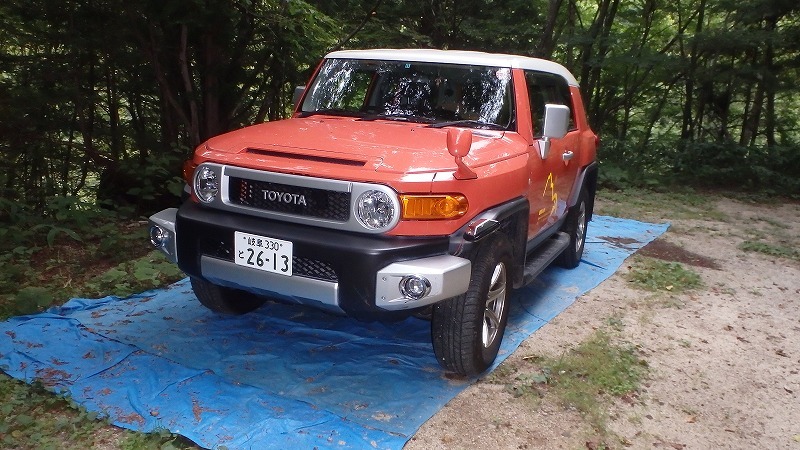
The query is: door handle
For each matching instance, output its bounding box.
[562,150,574,161]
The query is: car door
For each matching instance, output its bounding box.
[524,71,580,236]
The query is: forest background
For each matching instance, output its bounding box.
[2,0,800,214]
[0,1,799,446]
[0,0,799,312]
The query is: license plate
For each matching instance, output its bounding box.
[234,231,293,276]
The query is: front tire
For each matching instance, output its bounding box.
[431,237,512,376]
[190,277,267,314]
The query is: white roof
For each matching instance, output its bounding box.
[325,48,579,86]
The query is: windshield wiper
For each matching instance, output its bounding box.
[298,108,360,118]
[359,113,436,124]
[427,120,507,130]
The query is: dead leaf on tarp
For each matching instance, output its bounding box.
[35,367,73,387]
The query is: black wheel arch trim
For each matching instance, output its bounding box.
[568,161,598,222]
[449,197,529,290]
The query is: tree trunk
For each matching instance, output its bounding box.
[681,0,705,142]
[535,0,564,58]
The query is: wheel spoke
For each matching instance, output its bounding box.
[575,201,586,252]
[487,284,505,304]
[485,308,500,329]
[490,264,502,285]
[482,262,507,348]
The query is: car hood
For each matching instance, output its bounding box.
[199,116,525,176]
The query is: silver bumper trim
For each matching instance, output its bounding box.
[375,255,471,311]
[200,256,343,314]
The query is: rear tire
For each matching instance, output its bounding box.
[556,187,589,269]
[190,277,267,314]
[431,237,512,376]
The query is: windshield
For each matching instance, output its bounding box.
[300,58,515,129]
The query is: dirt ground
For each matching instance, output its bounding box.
[405,192,800,450]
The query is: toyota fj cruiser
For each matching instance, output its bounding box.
[149,49,598,376]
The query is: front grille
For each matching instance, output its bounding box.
[200,236,338,282]
[293,257,338,281]
[229,177,350,221]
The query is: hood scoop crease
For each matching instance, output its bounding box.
[246,148,367,167]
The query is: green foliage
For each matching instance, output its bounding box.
[80,252,185,299]
[10,287,55,315]
[31,223,83,248]
[0,198,22,223]
[119,427,193,450]
[0,199,190,447]
[598,137,800,195]
[673,142,800,195]
[506,330,649,437]
[546,331,646,396]
[597,186,728,223]
[0,374,195,450]
[526,330,648,436]
[96,151,187,216]
[0,197,184,320]
[0,375,109,449]
[3,0,800,212]
[626,257,703,293]
[739,240,799,260]
[1,0,339,214]
[597,137,678,189]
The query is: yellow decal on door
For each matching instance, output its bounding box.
[537,173,557,222]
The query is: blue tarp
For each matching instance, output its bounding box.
[0,215,667,449]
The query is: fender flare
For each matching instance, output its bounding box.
[449,197,529,289]
[567,161,598,221]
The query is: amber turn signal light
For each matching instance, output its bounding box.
[400,194,468,220]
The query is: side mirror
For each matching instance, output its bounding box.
[542,103,570,139]
[538,103,570,159]
[447,128,477,180]
[292,86,306,110]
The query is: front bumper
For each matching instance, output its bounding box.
[150,203,471,320]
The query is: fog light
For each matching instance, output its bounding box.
[399,275,431,300]
[149,225,168,248]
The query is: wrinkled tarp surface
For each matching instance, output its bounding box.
[0,215,667,449]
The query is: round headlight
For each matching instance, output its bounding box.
[194,167,218,203]
[355,190,396,230]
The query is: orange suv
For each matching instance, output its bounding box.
[149,49,598,375]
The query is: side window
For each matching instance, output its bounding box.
[524,71,576,137]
